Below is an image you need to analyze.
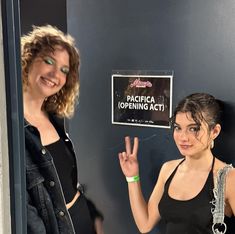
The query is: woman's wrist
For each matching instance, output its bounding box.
[126,175,140,183]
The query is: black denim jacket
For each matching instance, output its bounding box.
[25,114,80,234]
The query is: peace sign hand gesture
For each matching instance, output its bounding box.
[119,136,139,177]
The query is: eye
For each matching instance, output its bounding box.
[61,67,69,75]
[189,126,200,132]
[173,124,181,131]
[43,57,55,65]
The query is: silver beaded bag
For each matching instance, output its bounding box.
[211,164,233,234]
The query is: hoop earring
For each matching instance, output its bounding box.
[210,140,214,149]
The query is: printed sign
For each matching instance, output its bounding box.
[112,72,173,128]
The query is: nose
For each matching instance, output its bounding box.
[178,129,189,141]
[50,65,61,78]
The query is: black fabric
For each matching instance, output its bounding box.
[45,138,77,202]
[69,194,96,234]
[158,158,215,234]
[86,198,104,222]
[45,137,97,234]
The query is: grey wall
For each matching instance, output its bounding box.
[67,1,235,233]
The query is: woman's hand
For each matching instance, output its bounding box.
[119,136,139,177]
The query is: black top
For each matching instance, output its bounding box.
[45,138,77,202]
[45,138,97,234]
[158,157,215,234]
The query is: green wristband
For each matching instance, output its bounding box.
[126,175,140,183]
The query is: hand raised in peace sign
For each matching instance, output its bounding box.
[118,136,139,177]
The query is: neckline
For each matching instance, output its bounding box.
[167,156,215,202]
[44,138,61,147]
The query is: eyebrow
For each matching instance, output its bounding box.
[174,122,199,127]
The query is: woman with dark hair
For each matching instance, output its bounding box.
[119,93,235,234]
[22,25,103,234]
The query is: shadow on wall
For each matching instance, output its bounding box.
[214,101,235,165]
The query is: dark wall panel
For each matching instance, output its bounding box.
[67,0,235,233]
[20,0,67,34]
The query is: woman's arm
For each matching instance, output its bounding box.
[94,217,104,234]
[126,163,166,233]
[119,137,165,233]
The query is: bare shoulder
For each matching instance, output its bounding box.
[226,167,235,181]
[214,157,233,174]
[161,158,183,170]
[160,158,184,182]
[213,158,235,187]
[225,167,235,204]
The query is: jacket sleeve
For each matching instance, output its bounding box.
[27,191,47,234]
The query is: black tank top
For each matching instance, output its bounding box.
[46,139,96,234]
[158,157,215,234]
[45,138,77,202]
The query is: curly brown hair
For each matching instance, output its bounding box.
[21,25,80,118]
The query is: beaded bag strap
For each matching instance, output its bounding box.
[211,164,233,234]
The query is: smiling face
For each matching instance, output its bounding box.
[173,112,220,158]
[26,46,70,99]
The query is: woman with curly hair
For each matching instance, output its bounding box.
[22,25,103,234]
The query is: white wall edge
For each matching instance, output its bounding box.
[0,3,12,234]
